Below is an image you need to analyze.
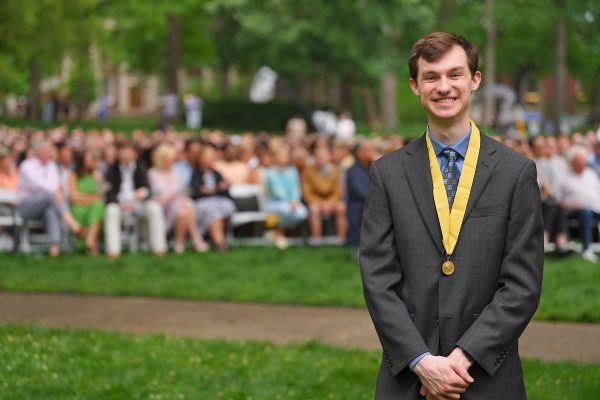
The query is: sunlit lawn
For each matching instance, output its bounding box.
[0,325,598,400]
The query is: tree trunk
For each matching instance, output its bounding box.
[590,78,600,125]
[555,0,566,133]
[438,0,452,30]
[166,14,180,95]
[76,73,86,121]
[312,77,327,106]
[28,60,42,120]
[218,63,230,97]
[339,76,353,111]
[482,0,496,128]
[380,73,398,130]
[361,86,382,130]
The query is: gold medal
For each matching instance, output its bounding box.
[426,120,481,278]
[442,260,455,276]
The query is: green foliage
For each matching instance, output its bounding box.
[104,0,214,75]
[1,0,600,123]
[0,325,599,399]
[67,60,98,107]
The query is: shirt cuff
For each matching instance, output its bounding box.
[409,352,431,370]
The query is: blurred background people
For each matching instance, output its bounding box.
[104,142,167,257]
[184,94,203,130]
[302,146,347,245]
[174,139,202,187]
[555,146,600,262]
[16,141,84,257]
[336,111,356,141]
[346,140,376,248]
[190,144,236,251]
[214,142,254,184]
[264,145,308,248]
[286,114,307,144]
[530,136,570,254]
[69,150,105,255]
[0,147,18,193]
[149,143,208,253]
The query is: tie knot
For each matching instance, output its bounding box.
[442,148,457,161]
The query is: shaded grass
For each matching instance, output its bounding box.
[0,325,598,400]
[0,248,599,322]
[0,247,365,307]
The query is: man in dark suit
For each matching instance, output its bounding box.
[359,32,543,400]
[346,140,377,248]
[104,141,167,257]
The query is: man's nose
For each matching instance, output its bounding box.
[437,76,451,93]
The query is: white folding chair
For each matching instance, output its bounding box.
[0,189,20,251]
[228,183,269,245]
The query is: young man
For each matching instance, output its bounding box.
[359,32,543,400]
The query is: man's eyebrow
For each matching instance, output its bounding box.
[420,65,466,75]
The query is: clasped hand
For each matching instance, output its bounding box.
[413,348,474,400]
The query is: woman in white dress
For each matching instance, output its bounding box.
[148,143,208,253]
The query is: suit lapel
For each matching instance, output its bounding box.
[402,134,444,254]
[463,132,499,220]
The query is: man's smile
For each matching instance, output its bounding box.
[433,97,458,103]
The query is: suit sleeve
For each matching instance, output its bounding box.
[104,166,118,204]
[359,161,430,376]
[456,159,544,376]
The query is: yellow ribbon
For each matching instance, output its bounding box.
[425,120,481,256]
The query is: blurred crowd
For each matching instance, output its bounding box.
[505,126,600,262]
[1,118,600,260]
[0,117,397,257]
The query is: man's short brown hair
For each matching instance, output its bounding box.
[408,32,478,81]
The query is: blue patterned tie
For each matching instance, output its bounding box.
[442,148,460,209]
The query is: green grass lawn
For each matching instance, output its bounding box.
[0,247,599,322]
[0,325,598,400]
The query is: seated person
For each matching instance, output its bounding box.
[69,150,105,255]
[346,140,376,248]
[0,147,18,224]
[302,146,347,244]
[0,147,18,192]
[214,142,254,184]
[149,143,208,253]
[104,142,167,257]
[174,139,202,187]
[264,145,308,248]
[16,141,84,257]
[555,146,600,262]
[190,144,236,251]
[530,136,570,254]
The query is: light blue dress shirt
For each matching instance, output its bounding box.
[427,126,472,175]
[408,126,473,371]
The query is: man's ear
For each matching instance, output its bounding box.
[409,78,420,96]
[470,71,482,91]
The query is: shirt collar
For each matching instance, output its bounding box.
[119,162,136,173]
[427,125,472,159]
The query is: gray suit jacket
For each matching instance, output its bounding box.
[359,132,544,399]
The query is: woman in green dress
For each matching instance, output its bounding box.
[69,150,105,254]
